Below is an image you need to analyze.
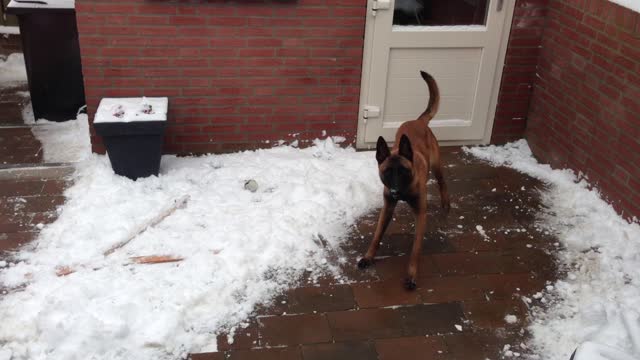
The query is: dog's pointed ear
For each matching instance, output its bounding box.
[399,134,413,162]
[376,136,390,164]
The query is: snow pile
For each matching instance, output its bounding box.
[29,114,91,163]
[0,53,27,86]
[0,139,381,360]
[465,140,640,360]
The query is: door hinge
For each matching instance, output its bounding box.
[371,0,391,16]
[363,105,381,124]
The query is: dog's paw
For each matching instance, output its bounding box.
[357,258,373,269]
[404,278,417,291]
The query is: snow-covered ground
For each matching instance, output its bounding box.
[0,53,27,87]
[0,138,381,360]
[465,140,640,360]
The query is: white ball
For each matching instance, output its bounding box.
[244,179,259,193]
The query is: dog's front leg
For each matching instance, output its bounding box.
[358,197,397,269]
[405,206,427,290]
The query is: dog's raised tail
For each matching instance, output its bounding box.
[418,71,440,123]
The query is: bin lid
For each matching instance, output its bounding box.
[7,0,74,11]
[95,97,168,124]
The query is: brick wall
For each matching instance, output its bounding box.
[0,33,22,56]
[76,1,548,154]
[527,0,640,220]
[76,0,367,154]
[491,0,549,144]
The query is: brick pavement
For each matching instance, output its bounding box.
[190,148,558,360]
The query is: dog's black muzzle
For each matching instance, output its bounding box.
[389,188,400,200]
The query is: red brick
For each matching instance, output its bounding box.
[258,314,331,346]
[302,342,376,360]
[376,337,448,360]
[327,309,404,341]
[189,353,225,360]
[227,348,301,360]
[93,4,137,13]
[170,16,207,26]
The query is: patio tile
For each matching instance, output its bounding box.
[228,347,302,360]
[376,336,448,360]
[418,275,490,304]
[189,352,226,360]
[327,308,404,341]
[0,127,43,166]
[372,255,439,281]
[289,285,356,314]
[216,322,260,351]
[302,341,377,360]
[399,303,467,336]
[0,179,45,196]
[462,300,528,330]
[443,332,496,360]
[258,314,332,346]
[352,279,422,308]
[0,231,36,252]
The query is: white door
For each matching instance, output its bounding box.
[357,0,515,147]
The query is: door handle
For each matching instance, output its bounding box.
[497,0,504,12]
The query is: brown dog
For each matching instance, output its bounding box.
[358,71,450,290]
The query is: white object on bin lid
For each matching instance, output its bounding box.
[8,0,75,9]
[95,97,168,124]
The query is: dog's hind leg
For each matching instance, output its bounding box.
[432,162,450,213]
[358,198,397,269]
[430,145,450,213]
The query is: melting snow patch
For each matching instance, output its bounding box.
[505,315,518,324]
[0,139,381,360]
[476,225,490,241]
[465,140,640,360]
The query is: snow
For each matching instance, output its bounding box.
[8,0,74,9]
[29,114,91,163]
[0,53,27,87]
[608,0,640,14]
[505,315,518,324]
[0,138,381,360]
[21,101,91,163]
[0,26,20,35]
[95,97,168,123]
[464,140,640,360]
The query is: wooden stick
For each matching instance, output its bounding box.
[54,195,190,277]
[55,266,75,277]
[128,255,184,264]
[103,195,190,256]
[55,255,185,277]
